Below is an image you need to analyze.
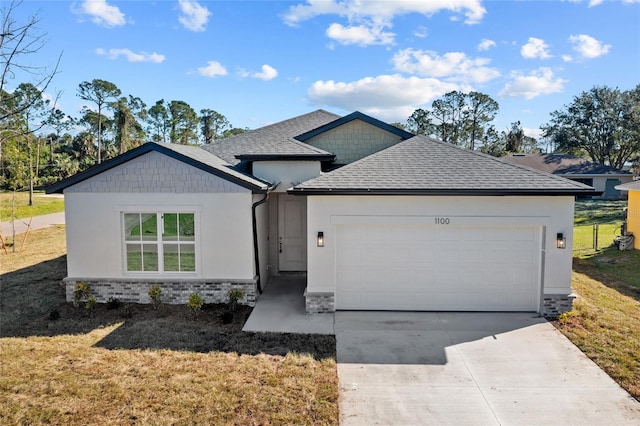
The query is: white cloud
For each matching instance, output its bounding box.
[76,0,125,27]
[283,0,486,46]
[178,0,211,32]
[499,67,566,99]
[392,48,500,83]
[523,127,543,140]
[477,38,496,51]
[413,26,428,38]
[588,0,605,6]
[251,64,279,81]
[521,37,552,59]
[569,34,611,59]
[307,74,462,122]
[96,48,165,63]
[326,23,395,46]
[562,54,573,62]
[197,61,228,77]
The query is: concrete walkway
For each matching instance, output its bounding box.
[0,212,66,238]
[335,311,640,425]
[243,274,334,335]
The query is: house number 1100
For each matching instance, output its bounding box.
[435,217,450,225]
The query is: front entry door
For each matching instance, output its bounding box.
[278,194,307,271]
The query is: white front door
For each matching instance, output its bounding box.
[278,194,307,271]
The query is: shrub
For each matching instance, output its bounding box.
[149,285,162,310]
[85,296,97,317]
[228,289,245,310]
[106,297,120,310]
[73,282,90,308]
[187,293,203,319]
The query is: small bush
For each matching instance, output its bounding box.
[228,289,245,312]
[187,293,203,319]
[106,297,120,310]
[73,282,90,308]
[85,296,97,318]
[149,285,162,310]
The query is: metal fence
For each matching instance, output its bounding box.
[573,221,624,253]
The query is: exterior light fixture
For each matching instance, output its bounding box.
[556,233,566,249]
[317,231,324,247]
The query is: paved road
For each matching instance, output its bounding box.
[336,311,640,426]
[0,212,65,238]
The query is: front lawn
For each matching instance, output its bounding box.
[0,226,339,425]
[556,252,640,400]
[0,191,65,221]
[555,198,640,401]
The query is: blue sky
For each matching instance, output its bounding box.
[8,0,640,141]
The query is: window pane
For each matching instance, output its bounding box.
[126,244,142,271]
[179,213,195,241]
[124,213,141,241]
[163,244,179,271]
[163,213,178,241]
[141,214,157,241]
[142,244,158,271]
[180,244,195,271]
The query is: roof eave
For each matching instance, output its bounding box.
[235,153,336,162]
[295,111,414,142]
[288,188,602,196]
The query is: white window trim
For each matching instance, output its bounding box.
[121,210,200,277]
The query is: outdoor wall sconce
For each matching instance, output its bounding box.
[317,231,324,247]
[556,233,566,249]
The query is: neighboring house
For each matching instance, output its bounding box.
[501,153,633,200]
[616,180,640,249]
[47,110,597,317]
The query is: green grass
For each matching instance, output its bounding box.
[557,252,640,400]
[0,191,65,221]
[574,199,627,225]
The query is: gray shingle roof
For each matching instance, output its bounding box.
[501,153,631,176]
[291,135,597,195]
[616,180,640,191]
[201,110,339,164]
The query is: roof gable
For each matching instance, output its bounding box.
[46,142,270,194]
[501,153,631,176]
[295,111,414,142]
[292,135,598,196]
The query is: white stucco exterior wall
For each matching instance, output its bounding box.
[64,192,256,280]
[62,152,260,281]
[252,161,321,192]
[306,195,575,304]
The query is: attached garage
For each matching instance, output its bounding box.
[335,223,541,311]
[292,135,599,316]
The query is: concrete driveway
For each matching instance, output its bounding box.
[335,311,640,425]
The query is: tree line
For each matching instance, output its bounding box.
[1,1,638,203]
[396,86,640,170]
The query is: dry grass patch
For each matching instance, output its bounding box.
[1,226,338,425]
[555,262,640,401]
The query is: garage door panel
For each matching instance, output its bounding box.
[335,224,540,312]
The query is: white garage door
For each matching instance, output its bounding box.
[335,224,541,311]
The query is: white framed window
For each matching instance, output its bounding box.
[123,212,196,274]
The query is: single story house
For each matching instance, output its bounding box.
[47,110,598,317]
[616,179,640,249]
[501,153,633,200]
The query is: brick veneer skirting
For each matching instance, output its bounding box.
[63,278,257,306]
[542,293,576,318]
[305,291,335,313]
